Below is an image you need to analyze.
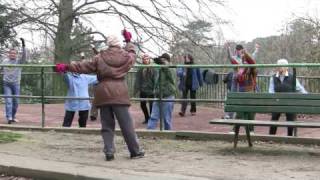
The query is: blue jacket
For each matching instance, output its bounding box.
[64,73,98,111]
[177,67,203,91]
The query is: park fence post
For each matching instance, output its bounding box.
[159,67,163,131]
[41,67,45,128]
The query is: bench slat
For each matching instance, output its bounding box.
[210,119,320,128]
[225,105,320,114]
[227,93,320,100]
[226,99,320,107]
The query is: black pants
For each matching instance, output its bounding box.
[269,113,296,136]
[140,92,153,123]
[181,87,197,113]
[63,110,89,127]
[235,112,255,131]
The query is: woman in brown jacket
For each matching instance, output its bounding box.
[55,34,144,161]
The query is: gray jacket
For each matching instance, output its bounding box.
[2,47,26,84]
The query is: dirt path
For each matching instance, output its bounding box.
[0,130,319,179]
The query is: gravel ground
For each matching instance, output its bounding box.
[0,130,320,180]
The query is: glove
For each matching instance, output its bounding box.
[122,29,132,43]
[20,38,25,47]
[54,63,68,73]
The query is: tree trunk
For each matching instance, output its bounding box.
[54,0,74,63]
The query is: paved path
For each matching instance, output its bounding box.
[0,153,207,180]
[1,103,319,137]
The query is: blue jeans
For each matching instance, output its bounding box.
[147,96,174,130]
[3,82,20,121]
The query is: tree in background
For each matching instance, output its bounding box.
[4,0,226,63]
[284,16,320,64]
[170,20,227,64]
[245,15,320,75]
[69,22,98,60]
[0,4,24,52]
[0,5,13,46]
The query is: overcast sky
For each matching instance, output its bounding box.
[223,0,320,42]
[17,0,320,51]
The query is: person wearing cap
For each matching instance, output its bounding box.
[147,53,176,130]
[268,59,307,136]
[54,31,144,161]
[133,53,155,124]
[226,43,260,133]
[2,38,26,124]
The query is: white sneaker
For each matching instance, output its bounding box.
[223,115,230,119]
[250,131,254,135]
[7,118,13,124]
[12,118,19,123]
[228,131,235,134]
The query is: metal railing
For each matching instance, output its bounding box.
[1,63,320,130]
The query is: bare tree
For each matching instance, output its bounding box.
[170,20,227,64]
[0,3,24,49]
[4,0,226,63]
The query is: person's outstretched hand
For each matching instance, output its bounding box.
[54,63,68,73]
[122,29,132,43]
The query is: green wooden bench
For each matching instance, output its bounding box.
[210,92,320,148]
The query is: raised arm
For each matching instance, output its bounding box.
[225,43,239,64]
[19,38,26,64]
[122,29,137,66]
[68,56,98,74]
[227,46,232,61]
[252,43,260,60]
[268,76,275,93]
[243,50,256,64]
[296,79,308,94]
